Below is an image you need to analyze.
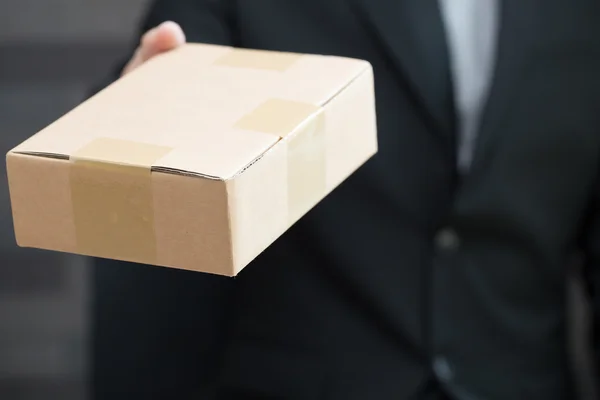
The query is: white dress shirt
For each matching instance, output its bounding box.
[438,0,500,170]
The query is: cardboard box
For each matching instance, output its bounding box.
[6,43,377,276]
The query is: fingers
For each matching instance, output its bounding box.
[122,21,186,76]
[151,21,187,52]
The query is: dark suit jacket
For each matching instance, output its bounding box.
[91,1,600,399]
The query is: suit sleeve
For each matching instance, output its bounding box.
[90,1,237,399]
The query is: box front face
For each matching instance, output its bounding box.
[153,172,234,276]
[8,152,235,275]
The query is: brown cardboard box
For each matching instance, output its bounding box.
[6,43,377,276]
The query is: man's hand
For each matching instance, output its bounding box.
[122,21,186,76]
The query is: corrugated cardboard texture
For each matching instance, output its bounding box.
[7,43,377,276]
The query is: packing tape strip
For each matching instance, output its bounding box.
[234,98,326,224]
[69,138,172,263]
[286,110,327,224]
[214,48,302,71]
[216,48,325,221]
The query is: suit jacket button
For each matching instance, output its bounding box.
[435,228,460,251]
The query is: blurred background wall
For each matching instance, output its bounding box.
[0,1,148,398]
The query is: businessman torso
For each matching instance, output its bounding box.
[92,1,600,399]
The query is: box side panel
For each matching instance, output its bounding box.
[6,153,77,252]
[227,144,289,275]
[153,173,235,276]
[324,66,378,190]
[227,67,377,275]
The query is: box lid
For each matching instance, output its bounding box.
[10,43,371,180]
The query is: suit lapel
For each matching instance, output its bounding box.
[348,0,456,145]
[468,0,539,172]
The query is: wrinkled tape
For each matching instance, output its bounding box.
[235,99,326,224]
[215,48,301,72]
[69,138,172,263]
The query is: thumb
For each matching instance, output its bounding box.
[122,21,186,76]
